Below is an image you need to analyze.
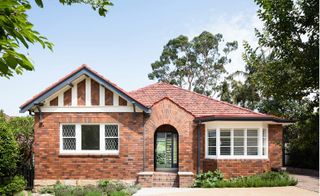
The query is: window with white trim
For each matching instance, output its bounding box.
[60,123,119,154]
[206,127,268,159]
[207,129,216,156]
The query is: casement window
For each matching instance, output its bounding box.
[205,126,268,159]
[60,123,119,155]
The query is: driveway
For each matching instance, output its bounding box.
[134,187,318,196]
[290,174,319,192]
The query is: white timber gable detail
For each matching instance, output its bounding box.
[37,74,142,113]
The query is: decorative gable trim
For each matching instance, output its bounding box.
[19,65,150,113]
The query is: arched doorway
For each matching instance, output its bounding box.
[154,125,178,171]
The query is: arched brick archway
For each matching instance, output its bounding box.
[144,98,196,172]
[154,124,179,171]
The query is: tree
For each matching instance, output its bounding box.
[148,31,238,96]
[0,111,26,195]
[8,116,34,167]
[0,0,113,78]
[238,0,319,169]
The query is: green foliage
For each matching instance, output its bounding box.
[8,116,34,167]
[0,114,19,177]
[193,170,224,188]
[0,0,112,78]
[40,180,139,196]
[194,171,297,188]
[0,175,26,195]
[149,31,238,96]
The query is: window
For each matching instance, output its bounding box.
[220,129,231,155]
[82,125,100,150]
[207,129,216,156]
[206,126,268,159]
[233,129,244,155]
[262,128,267,155]
[247,129,258,155]
[62,125,76,150]
[105,125,118,150]
[60,123,119,154]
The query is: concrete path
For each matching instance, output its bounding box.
[290,174,319,192]
[134,187,318,196]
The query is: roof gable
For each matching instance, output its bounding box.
[20,65,150,113]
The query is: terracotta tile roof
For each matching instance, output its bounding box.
[129,82,271,118]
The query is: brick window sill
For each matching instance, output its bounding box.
[59,153,120,158]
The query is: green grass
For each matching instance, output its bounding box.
[194,170,298,188]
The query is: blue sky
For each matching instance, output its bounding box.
[0,0,262,116]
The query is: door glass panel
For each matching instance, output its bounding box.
[155,131,178,170]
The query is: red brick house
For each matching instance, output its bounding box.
[20,65,291,187]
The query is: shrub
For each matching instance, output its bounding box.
[0,116,27,195]
[39,180,139,196]
[193,170,298,188]
[193,169,224,188]
[0,175,26,195]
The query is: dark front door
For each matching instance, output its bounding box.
[155,131,178,171]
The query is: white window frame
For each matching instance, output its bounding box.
[60,123,120,155]
[205,122,268,159]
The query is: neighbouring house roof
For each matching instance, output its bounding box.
[129,82,292,123]
[19,64,150,113]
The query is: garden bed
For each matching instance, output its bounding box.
[193,170,298,188]
[38,180,140,196]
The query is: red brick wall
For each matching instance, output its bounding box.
[144,98,195,172]
[77,80,86,106]
[202,124,283,178]
[105,88,113,105]
[50,97,58,106]
[63,89,72,106]
[91,80,100,106]
[34,112,144,180]
[268,124,283,169]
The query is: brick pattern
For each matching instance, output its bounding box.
[34,112,144,180]
[91,80,100,106]
[204,159,270,178]
[268,124,283,169]
[137,175,153,187]
[63,89,72,106]
[119,96,127,106]
[152,172,178,187]
[77,80,86,105]
[144,98,195,172]
[105,88,113,105]
[50,97,58,106]
[179,175,194,188]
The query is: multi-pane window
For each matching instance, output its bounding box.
[262,128,267,155]
[233,129,245,155]
[206,127,268,158]
[220,129,231,155]
[105,125,119,150]
[207,130,216,156]
[60,124,119,154]
[62,125,76,150]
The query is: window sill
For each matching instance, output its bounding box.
[59,152,119,157]
[205,156,268,160]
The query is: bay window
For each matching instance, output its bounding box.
[206,126,268,159]
[60,123,119,154]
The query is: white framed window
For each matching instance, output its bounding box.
[60,123,119,155]
[205,123,268,159]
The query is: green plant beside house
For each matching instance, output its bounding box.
[193,170,297,188]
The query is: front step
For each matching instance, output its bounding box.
[152,172,179,187]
